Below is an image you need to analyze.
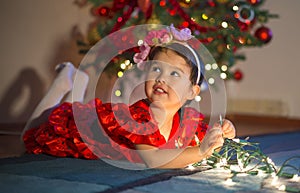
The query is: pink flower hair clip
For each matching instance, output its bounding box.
[133,24,193,70]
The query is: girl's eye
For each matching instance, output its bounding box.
[171,71,180,77]
[152,66,161,72]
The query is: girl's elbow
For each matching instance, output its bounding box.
[143,159,163,169]
[142,158,174,169]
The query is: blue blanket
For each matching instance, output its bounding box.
[1,132,299,193]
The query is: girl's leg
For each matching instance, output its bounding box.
[21,62,75,136]
[63,69,89,103]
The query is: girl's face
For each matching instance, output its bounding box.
[145,49,200,112]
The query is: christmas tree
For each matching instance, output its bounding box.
[76,0,277,81]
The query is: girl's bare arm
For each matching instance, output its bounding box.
[135,127,224,169]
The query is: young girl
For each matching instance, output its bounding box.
[22,25,235,169]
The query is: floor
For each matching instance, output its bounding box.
[1,114,300,158]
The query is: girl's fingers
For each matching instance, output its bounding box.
[208,127,223,137]
[222,120,232,129]
[211,136,224,153]
[221,120,236,139]
[201,132,224,157]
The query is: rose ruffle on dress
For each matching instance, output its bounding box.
[23,98,208,163]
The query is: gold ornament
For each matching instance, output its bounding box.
[74,0,88,7]
[146,13,161,25]
[217,44,225,53]
[87,26,101,45]
[179,0,194,8]
[216,0,229,3]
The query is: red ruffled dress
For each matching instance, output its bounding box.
[23,98,208,163]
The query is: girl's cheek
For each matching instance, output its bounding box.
[146,73,155,80]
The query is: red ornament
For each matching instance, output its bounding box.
[233,69,243,81]
[94,6,110,17]
[182,21,189,28]
[255,26,273,43]
[112,0,128,11]
[237,21,250,31]
[207,0,216,7]
[247,0,262,5]
[159,0,166,7]
[169,9,177,16]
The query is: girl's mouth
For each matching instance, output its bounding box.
[153,85,167,95]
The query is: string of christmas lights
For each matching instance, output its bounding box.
[191,138,300,192]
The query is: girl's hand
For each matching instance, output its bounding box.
[219,119,236,139]
[199,127,224,158]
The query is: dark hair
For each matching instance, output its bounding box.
[148,42,205,86]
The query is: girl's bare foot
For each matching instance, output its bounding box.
[52,62,75,94]
[65,67,89,103]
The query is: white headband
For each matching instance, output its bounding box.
[183,44,201,85]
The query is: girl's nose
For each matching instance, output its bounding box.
[155,73,166,83]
